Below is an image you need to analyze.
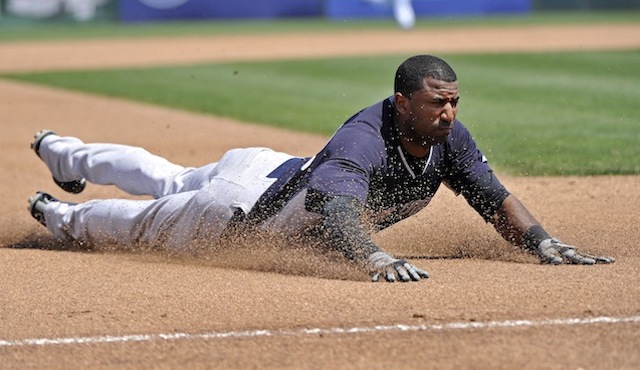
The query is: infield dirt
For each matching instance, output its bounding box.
[1,22,639,369]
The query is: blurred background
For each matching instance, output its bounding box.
[0,0,638,25]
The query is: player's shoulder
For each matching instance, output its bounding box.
[337,99,390,140]
[346,99,389,128]
[449,119,475,141]
[438,119,478,154]
[322,100,389,161]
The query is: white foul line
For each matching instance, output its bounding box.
[1,315,639,348]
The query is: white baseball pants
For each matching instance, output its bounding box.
[38,134,294,250]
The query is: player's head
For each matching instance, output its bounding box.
[394,55,457,97]
[393,55,460,152]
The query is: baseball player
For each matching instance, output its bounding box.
[27,55,615,283]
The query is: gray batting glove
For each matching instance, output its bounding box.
[367,251,429,282]
[537,238,615,265]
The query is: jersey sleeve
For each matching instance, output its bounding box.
[306,122,386,205]
[443,120,493,186]
[443,121,509,220]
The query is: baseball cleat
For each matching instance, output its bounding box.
[53,177,86,194]
[27,191,58,227]
[31,129,57,158]
[31,129,87,194]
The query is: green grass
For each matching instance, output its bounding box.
[4,50,639,176]
[0,11,638,42]
[6,50,639,176]
[2,58,398,133]
[449,51,640,175]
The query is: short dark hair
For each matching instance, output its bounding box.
[394,55,457,97]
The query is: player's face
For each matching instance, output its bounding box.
[395,77,459,147]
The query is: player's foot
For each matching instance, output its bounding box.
[27,191,58,227]
[31,129,86,194]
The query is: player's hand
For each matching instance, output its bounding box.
[367,251,429,282]
[536,238,615,265]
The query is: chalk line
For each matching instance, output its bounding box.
[2,315,639,348]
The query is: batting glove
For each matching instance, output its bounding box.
[537,238,615,265]
[367,251,429,282]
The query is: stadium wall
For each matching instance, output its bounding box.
[1,0,638,24]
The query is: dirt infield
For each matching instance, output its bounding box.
[1,23,639,369]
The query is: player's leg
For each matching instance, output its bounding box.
[33,130,217,198]
[30,188,237,250]
[28,147,297,250]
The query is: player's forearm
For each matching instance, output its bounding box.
[320,195,380,262]
[490,194,550,249]
[490,194,613,264]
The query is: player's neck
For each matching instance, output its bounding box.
[400,139,431,158]
[395,116,431,158]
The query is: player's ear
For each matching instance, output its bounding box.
[394,92,410,114]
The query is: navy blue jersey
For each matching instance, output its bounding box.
[248,97,499,229]
[304,97,494,228]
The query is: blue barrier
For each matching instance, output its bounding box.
[325,0,531,19]
[119,0,323,22]
[118,0,530,23]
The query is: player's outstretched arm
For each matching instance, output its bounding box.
[320,195,429,282]
[490,194,615,265]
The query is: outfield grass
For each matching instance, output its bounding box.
[2,12,639,176]
[4,50,638,176]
